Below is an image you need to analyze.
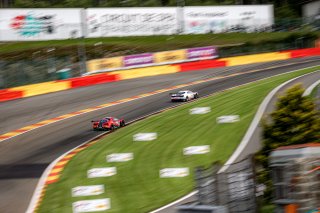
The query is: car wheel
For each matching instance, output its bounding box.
[185,96,189,102]
[109,125,115,131]
[195,94,199,99]
[120,121,126,127]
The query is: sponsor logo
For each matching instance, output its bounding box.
[87,167,116,178]
[133,133,157,141]
[187,46,217,59]
[216,115,240,123]
[72,185,105,197]
[160,168,189,178]
[10,13,55,37]
[183,145,210,155]
[72,198,110,212]
[189,107,211,114]
[124,53,154,67]
[107,153,134,162]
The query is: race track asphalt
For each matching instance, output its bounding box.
[0,57,319,213]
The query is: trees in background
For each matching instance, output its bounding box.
[256,83,320,202]
[2,0,304,19]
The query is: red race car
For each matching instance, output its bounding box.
[91,117,125,131]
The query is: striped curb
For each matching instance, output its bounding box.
[30,139,100,213]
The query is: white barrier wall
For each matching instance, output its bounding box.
[0,5,274,41]
[86,7,179,37]
[0,9,83,41]
[183,5,274,34]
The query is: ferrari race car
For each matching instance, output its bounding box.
[92,117,125,131]
[170,90,199,102]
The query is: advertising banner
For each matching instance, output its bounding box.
[189,107,211,114]
[183,145,210,155]
[154,50,186,63]
[160,168,189,178]
[86,57,123,72]
[86,7,179,37]
[85,46,218,74]
[72,185,104,197]
[216,115,240,123]
[87,167,117,178]
[183,5,274,34]
[107,153,134,162]
[72,198,110,212]
[187,46,218,60]
[123,53,154,67]
[133,133,157,141]
[0,9,83,41]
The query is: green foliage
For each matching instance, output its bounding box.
[256,83,320,203]
[14,0,52,7]
[10,0,301,19]
[275,3,299,19]
[262,84,320,156]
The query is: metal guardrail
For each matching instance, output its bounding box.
[185,155,258,213]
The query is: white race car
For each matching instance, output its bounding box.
[170,90,199,102]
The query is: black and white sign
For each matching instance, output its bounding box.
[216,115,240,123]
[87,8,179,37]
[72,198,110,212]
[72,185,104,197]
[189,107,211,114]
[133,133,157,141]
[107,153,133,162]
[160,168,189,178]
[183,5,273,34]
[183,145,210,155]
[87,167,116,178]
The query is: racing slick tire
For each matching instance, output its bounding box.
[120,121,126,127]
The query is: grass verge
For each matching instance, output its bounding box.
[1,32,317,59]
[38,66,320,213]
[310,84,320,98]
[0,33,294,53]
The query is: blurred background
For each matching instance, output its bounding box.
[0,0,319,88]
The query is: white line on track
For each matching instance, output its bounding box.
[303,78,320,96]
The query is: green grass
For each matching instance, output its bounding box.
[310,84,320,98]
[0,32,310,55]
[38,66,320,213]
[260,205,275,213]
